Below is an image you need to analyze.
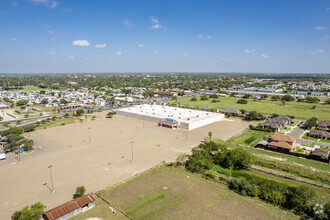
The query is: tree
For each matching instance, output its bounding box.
[224,148,252,170]
[106,112,114,118]
[190,97,197,101]
[326,99,330,105]
[64,113,70,118]
[39,90,46,94]
[200,95,209,101]
[305,96,320,103]
[312,105,316,110]
[208,132,213,140]
[60,99,69,105]
[242,94,252,99]
[271,113,279,118]
[305,117,318,129]
[244,111,264,121]
[237,99,248,104]
[186,150,213,173]
[41,98,48,105]
[281,95,295,102]
[74,186,86,198]
[271,95,280,101]
[0,116,3,121]
[12,202,46,220]
[16,99,29,106]
[75,109,84,116]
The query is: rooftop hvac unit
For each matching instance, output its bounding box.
[187,118,190,121]
[197,115,199,117]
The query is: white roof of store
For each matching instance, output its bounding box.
[119,104,222,123]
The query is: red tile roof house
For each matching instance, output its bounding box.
[42,195,95,220]
[266,134,296,152]
[153,91,178,98]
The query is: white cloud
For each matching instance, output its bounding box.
[150,16,163,29]
[315,26,326,31]
[50,1,57,8]
[123,19,134,27]
[261,53,270,58]
[115,51,122,56]
[184,53,188,57]
[68,56,75,59]
[72,40,90,47]
[323,36,330,40]
[138,43,144,48]
[244,49,256,54]
[45,51,55,55]
[311,49,324,55]
[326,8,330,11]
[30,0,58,8]
[12,2,18,6]
[197,34,203,39]
[50,38,56,42]
[10,38,16,42]
[48,30,54,34]
[154,50,158,54]
[46,24,52,28]
[1,37,6,40]
[205,35,212,39]
[94,43,106,48]
[221,57,230,61]
[30,0,48,2]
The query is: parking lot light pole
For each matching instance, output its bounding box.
[48,165,54,193]
[88,127,91,144]
[131,141,134,162]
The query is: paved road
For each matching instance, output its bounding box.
[289,122,330,148]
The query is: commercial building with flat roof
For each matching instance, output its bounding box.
[116,104,224,130]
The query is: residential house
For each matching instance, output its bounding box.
[222,108,242,116]
[258,116,291,131]
[266,134,296,152]
[317,120,330,131]
[309,130,330,140]
[310,148,330,160]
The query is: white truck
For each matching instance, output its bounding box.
[0,153,6,160]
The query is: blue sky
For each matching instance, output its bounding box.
[0,0,329,73]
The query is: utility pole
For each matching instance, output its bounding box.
[131,141,134,162]
[48,165,54,193]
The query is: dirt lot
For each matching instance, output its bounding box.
[0,112,254,219]
[71,166,298,220]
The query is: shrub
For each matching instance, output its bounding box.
[237,99,248,104]
[211,99,220,103]
[249,125,255,130]
[23,125,37,132]
[200,95,209,101]
[209,94,219,98]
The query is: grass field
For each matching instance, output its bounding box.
[71,166,298,220]
[34,115,97,131]
[21,85,50,92]
[229,130,270,147]
[169,96,330,121]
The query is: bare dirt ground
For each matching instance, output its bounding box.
[0,112,254,219]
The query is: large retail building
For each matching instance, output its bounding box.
[116,104,224,130]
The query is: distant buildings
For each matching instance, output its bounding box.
[294,91,329,97]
